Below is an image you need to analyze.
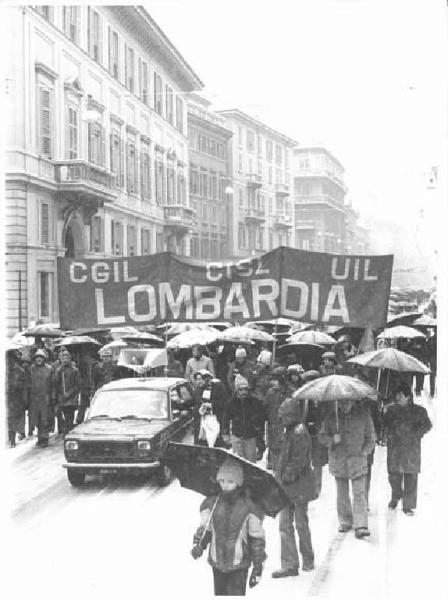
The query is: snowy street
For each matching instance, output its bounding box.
[5,391,444,600]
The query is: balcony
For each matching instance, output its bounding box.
[273,212,293,229]
[164,205,198,233]
[295,219,316,230]
[246,173,262,189]
[294,169,347,193]
[54,160,117,204]
[243,207,265,223]
[294,195,345,211]
[275,183,290,197]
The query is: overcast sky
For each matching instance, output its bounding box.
[146,0,446,234]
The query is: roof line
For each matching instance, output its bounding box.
[217,108,299,146]
[294,146,345,171]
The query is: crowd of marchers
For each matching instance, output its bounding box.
[6,325,435,592]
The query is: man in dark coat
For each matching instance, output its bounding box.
[227,347,255,392]
[53,350,80,433]
[263,373,286,471]
[383,382,432,515]
[6,350,27,447]
[193,369,228,447]
[272,397,315,578]
[76,348,98,424]
[29,349,54,447]
[319,398,376,538]
[222,375,266,463]
[93,349,119,390]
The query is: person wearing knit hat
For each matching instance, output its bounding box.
[222,374,266,463]
[191,456,267,595]
[272,397,315,578]
[227,346,255,392]
[319,351,343,377]
[29,345,54,448]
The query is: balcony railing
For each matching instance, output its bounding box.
[294,169,347,192]
[294,195,345,210]
[164,205,198,232]
[295,220,316,229]
[273,212,293,228]
[54,160,117,203]
[243,207,265,222]
[246,173,262,188]
[275,183,290,196]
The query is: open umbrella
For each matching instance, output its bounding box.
[293,374,377,430]
[162,442,290,518]
[158,322,218,336]
[287,330,336,345]
[247,318,296,331]
[378,326,426,340]
[387,312,423,327]
[277,342,325,355]
[118,347,167,374]
[411,314,437,328]
[60,335,101,347]
[346,348,430,374]
[218,325,274,343]
[24,324,65,338]
[122,331,164,344]
[109,326,141,340]
[99,339,128,359]
[167,327,221,349]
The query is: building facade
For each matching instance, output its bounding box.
[217,110,297,258]
[292,146,367,254]
[187,95,233,261]
[5,5,202,335]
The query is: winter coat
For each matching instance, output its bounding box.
[318,404,376,479]
[6,362,27,426]
[185,355,215,384]
[275,424,315,503]
[79,357,98,395]
[306,401,329,467]
[54,364,80,408]
[194,488,266,573]
[384,403,432,474]
[223,393,266,442]
[264,387,286,452]
[29,363,53,424]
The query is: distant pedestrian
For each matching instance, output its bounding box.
[383,383,432,515]
[226,347,255,392]
[193,369,227,447]
[222,375,265,463]
[29,349,54,447]
[191,457,266,596]
[284,364,304,397]
[76,347,98,424]
[272,397,315,579]
[319,398,376,538]
[6,350,27,447]
[319,352,343,377]
[252,350,272,402]
[53,350,80,434]
[264,373,285,470]
[185,344,215,385]
[94,349,119,390]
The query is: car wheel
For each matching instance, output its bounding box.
[157,464,173,486]
[67,469,86,487]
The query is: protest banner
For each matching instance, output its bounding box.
[57,247,393,330]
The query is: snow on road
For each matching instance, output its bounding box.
[5,391,444,600]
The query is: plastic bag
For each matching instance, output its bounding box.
[199,413,220,447]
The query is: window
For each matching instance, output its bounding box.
[139,60,148,104]
[40,202,49,244]
[111,220,123,256]
[258,227,264,250]
[210,172,217,200]
[63,7,79,43]
[39,87,52,157]
[110,130,124,189]
[38,272,51,318]
[156,232,164,252]
[247,130,255,153]
[211,205,217,222]
[191,236,199,258]
[275,144,283,166]
[189,167,199,195]
[238,224,246,249]
[238,154,243,171]
[88,8,102,63]
[239,189,244,208]
[238,127,243,147]
[166,85,174,124]
[202,203,208,222]
[108,29,119,79]
[141,228,151,255]
[299,157,310,169]
[302,239,310,250]
[266,141,273,162]
[67,106,78,159]
[155,157,164,205]
[126,141,138,194]
[125,45,135,92]
[177,171,186,206]
[140,146,151,202]
[154,72,163,115]
[90,216,104,252]
[176,97,184,133]
[167,164,175,204]
[268,167,273,184]
[88,122,105,166]
[127,225,137,256]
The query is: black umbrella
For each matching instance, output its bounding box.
[162,442,290,518]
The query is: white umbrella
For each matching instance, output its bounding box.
[218,325,274,343]
[287,330,336,345]
[160,322,218,336]
[168,327,221,349]
[99,339,128,359]
[122,331,164,343]
[109,326,140,341]
[378,326,426,340]
[10,332,34,347]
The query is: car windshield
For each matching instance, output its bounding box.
[89,389,168,420]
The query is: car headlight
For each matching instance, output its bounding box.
[65,440,79,453]
[137,440,152,455]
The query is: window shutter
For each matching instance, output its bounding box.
[40,88,51,156]
[87,7,91,55]
[108,26,112,73]
[138,57,142,99]
[109,132,114,172]
[140,151,145,199]
[97,14,102,64]
[64,102,70,159]
[100,126,106,167]
[134,148,139,195]
[87,122,93,162]
[119,138,125,188]
[41,203,49,244]
[124,44,128,89]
